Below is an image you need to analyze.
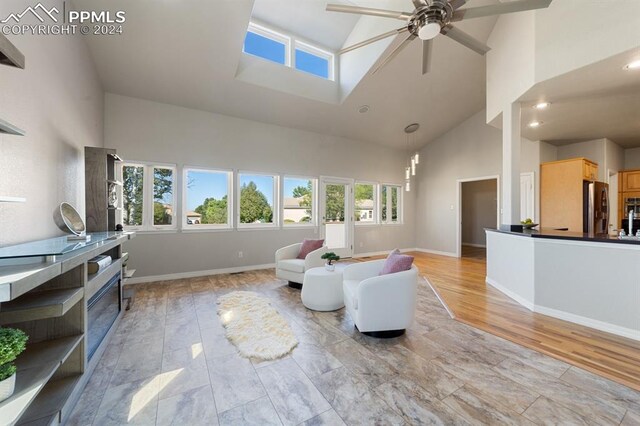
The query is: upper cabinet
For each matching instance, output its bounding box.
[0,33,25,69]
[582,159,599,181]
[622,170,640,192]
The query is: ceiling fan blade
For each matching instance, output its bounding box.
[412,0,427,8]
[452,0,552,21]
[326,4,412,21]
[340,27,409,55]
[372,33,416,74]
[422,39,432,75]
[440,25,490,55]
[448,0,467,10]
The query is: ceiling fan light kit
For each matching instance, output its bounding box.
[327,0,553,75]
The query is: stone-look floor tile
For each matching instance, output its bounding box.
[374,376,470,425]
[164,321,202,352]
[424,327,505,366]
[209,353,266,413]
[300,409,346,426]
[202,330,238,360]
[128,311,166,335]
[295,317,349,347]
[311,367,404,426]
[218,396,282,426]
[522,396,592,425]
[291,341,343,378]
[560,367,640,414]
[432,352,539,414]
[66,363,113,425]
[398,331,450,361]
[621,410,640,426]
[374,343,464,400]
[159,344,210,400]
[93,377,160,425]
[110,339,163,387]
[494,358,627,424]
[443,386,536,426]
[326,339,397,388]
[156,385,219,426]
[255,358,331,425]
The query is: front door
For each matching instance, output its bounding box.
[320,178,353,258]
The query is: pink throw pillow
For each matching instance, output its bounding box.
[379,250,414,275]
[297,239,324,259]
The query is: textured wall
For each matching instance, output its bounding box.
[0,0,104,246]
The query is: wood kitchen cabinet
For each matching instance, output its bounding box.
[622,170,640,192]
[617,168,640,228]
[541,158,599,232]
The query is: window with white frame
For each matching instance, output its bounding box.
[238,172,278,227]
[354,182,377,224]
[381,184,402,224]
[282,176,316,226]
[121,162,177,231]
[243,22,335,81]
[183,168,233,229]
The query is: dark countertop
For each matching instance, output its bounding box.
[486,227,640,246]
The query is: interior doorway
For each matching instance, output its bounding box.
[457,176,500,259]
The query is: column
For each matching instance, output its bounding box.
[502,102,521,226]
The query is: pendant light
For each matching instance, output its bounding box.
[411,157,416,176]
[403,123,420,191]
[405,179,411,192]
[414,152,420,165]
[405,166,411,180]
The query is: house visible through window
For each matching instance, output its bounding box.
[283,176,316,226]
[355,182,377,224]
[184,168,232,229]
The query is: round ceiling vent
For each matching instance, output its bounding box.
[404,123,420,133]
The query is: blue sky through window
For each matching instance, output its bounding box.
[240,174,274,205]
[244,31,285,64]
[186,171,228,211]
[295,49,329,79]
[284,178,311,198]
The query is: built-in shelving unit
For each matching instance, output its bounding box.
[0,288,83,325]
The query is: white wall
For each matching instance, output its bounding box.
[0,0,103,247]
[556,139,606,181]
[105,94,415,278]
[461,179,497,247]
[414,110,540,255]
[625,148,640,170]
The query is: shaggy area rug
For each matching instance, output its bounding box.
[216,291,298,360]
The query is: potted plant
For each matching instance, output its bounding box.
[0,327,28,402]
[321,252,340,272]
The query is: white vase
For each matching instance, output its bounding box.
[325,263,335,272]
[0,372,16,403]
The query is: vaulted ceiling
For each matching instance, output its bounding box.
[74,0,500,150]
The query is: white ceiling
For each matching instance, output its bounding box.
[518,49,640,148]
[251,0,360,51]
[74,0,500,150]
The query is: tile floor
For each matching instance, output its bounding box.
[68,270,640,425]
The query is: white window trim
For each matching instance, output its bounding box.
[245,22,291,67]
[120,161,178,232]
[294,40,335,81]
[237,171,280,229]
[281,175,318,228]
[182,166,234,231]
[354,181,379,226]
[380,183,403,225]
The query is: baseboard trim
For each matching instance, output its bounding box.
[414,248,458,258]
[485,277,535,311]
[353,248,416,258]
[461,243,486,248]
[124,263,276,285]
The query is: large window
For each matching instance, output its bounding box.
[243,22,334,81]
[283,176,316,226]
[381,185,402,224]
[238,172,278,227]
[183,168,233,229]
[354,182,377,224]
[121,163,176,231]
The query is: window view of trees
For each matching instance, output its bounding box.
[284,177,313,225]
[355,183,375,223]
[324,184,345,222]
[123,165,144,226]
[381,185,400,224]
[239,174,275,225]
[186,170,230,226]
[153,167,174,226]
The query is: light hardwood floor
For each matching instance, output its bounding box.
[68,268,640,425]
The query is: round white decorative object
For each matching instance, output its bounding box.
[53,202,86,236]
[302,264,347,311]
[0,372,16,403]
[418,22,440,40]
[325,263,335,272]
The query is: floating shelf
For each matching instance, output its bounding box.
[0,335,83,425]
[0,117,26,136]
[17,412,57,426]
[0,287,83,325]
[0,196,26,203]
[18,374,82,425]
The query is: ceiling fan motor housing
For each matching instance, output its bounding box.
[410,1,454,38]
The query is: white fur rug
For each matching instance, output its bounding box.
[216,291,298,360]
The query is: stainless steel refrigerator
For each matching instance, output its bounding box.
[583,181,609,235]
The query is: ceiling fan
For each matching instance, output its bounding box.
[326,0,552,74]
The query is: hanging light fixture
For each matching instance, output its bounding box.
[414,152,420,165]
[403,123,419,192]
[405,179,411,192]
[405,166,411,180]
[411,156,416,176]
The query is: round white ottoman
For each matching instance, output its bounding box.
[301,264,346,311]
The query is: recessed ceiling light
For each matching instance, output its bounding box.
[624,60,640,70]
[533,102,550,110]
[358,105,370,113]
[528,121,542,128]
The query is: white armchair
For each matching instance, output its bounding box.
[275,243,327,288]
[342,259,418,338]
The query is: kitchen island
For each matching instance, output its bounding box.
[486,227,639,341]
